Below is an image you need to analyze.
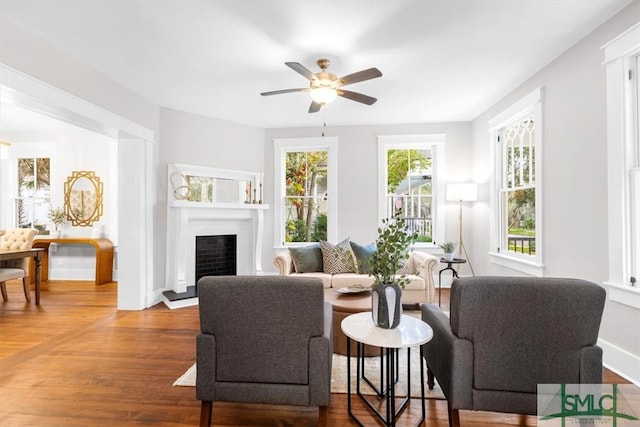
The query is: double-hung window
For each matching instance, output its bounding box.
[489,88,543,276]
[15,156,51,233]
[274,137,338,245]
[603,22,640,307]
[377,134,445,247]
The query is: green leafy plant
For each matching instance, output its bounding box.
[48,206,67,230]
[311,213,327,242]
[439,241,457,253]
[368,213,418,288]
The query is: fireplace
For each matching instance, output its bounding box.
[195,234,237,284]
[163,172,268,308]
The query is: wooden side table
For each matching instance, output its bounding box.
[29,238,114,285]
[341,312,433,427]
[438,257,466,307]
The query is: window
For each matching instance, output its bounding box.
[499,118,536,254]
[378,135,445,246]
[603,22,640,307]
[489,88,543,276]
[634,54,640,285]
[274,137,338,245]
[631,53,640,289]
[15,157,51,234]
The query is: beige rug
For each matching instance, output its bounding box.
[174,348,445,400]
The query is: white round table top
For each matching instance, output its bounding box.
[341,311,433,348]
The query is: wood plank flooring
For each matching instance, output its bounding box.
[0,280,630,426]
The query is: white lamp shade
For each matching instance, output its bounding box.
[446,183,478,202]
[310,87,337,104]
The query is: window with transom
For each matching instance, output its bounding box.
[489,88,543,276]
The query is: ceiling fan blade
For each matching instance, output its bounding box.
[337,68,382,86]
[309,101,322,113]
[286,62,316,81]
[337,89,377,105]
[260,88,310,96]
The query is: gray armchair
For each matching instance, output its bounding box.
[421,276,606,427]
[196,275,333,427]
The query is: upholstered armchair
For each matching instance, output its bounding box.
[421,276,606,427]
[0,228,39,301]
[196,275,333,427]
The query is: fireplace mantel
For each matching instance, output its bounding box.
[165,164,268,298]
[165,202,268,295]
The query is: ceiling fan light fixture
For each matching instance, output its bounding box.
[310,87,337,104]
[262,58,382,112]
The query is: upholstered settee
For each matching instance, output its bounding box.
[274,240,439,303]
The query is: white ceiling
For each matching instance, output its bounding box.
[0,0,632,130]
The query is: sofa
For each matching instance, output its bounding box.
[274,239,439,303]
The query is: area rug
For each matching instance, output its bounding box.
[174,348,445,400]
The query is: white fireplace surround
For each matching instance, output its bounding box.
[165,164,268,294]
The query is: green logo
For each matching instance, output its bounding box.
[538,384,639,426]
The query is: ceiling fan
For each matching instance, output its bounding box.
[260,58,382,113]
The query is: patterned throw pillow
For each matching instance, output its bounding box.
[320,238,357,274]
[396,258,411,274]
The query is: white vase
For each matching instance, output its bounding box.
[52,230,61,239]
[444,252,455,261]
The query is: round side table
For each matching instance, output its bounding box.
[341,312,433,427]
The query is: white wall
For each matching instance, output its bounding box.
[469,2,640,381]
[263,122,473,274]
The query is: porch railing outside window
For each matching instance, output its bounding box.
[500,118,536,255]
[385,193,433,242]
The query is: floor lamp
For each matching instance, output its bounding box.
[446,183,478,276]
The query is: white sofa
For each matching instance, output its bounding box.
[274,250,439,304]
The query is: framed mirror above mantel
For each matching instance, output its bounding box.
[167,163,268,209]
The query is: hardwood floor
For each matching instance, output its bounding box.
[0,280,630,426]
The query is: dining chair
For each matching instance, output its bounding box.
[0,228,39,301]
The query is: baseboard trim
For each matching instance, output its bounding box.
[161,295,198,310]
[599,338,640,386]
[49,268,95,281]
